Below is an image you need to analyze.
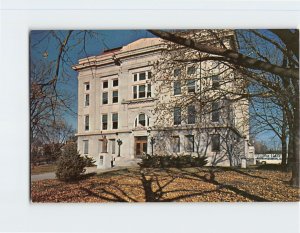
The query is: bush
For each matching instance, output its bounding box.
[84,155,96,167]
[140,154,161,168]
[140,154,208,168]
[191,156,208,167]
[55,143,87,181]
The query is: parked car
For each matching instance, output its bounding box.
[255,154,282,165]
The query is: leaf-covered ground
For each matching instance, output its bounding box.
[31,167,300,202]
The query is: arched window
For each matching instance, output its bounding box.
[134,113,150,127]
[139,114,146,126]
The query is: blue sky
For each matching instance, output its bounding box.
[30,30,280,148]
[30,30,156,129]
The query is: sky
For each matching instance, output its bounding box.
[30,30,280,148]
[30,30,156,129]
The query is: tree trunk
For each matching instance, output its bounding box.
[229,152,233,167]
[281,110,287,169]
[281,137,287,168]
[287,133,293,167]
[290,90,299,187]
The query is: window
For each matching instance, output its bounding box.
[174,81,181,95]
[110,139,116,154]
[212,75,220,89]
[112,113,118,129]
[187,80,196,93]
[139,72,146,81]
[85,82,90,91]
[102,114,108,130]
[135,114,150,127]
[112,91,118,103]
[103,81,108,89]
[174,68,181,77]
[212,101,220,122]
[147,84,151,97]
[174,107,181,125]
[113,79,118,87]
[139,114,146,126]
[85,115,89,131]
[185,135,194,152]
[172,136,180,153]
[132,71,151,99]
[187,66,195,75]
[188,105,196,124]
[139,85,146,98]
[133,86,137,99]
[84,94,89,107]
[83,140,89,154]
[133,71,151,82]
[99,155,104,165]
[133,85,152,99]
[102,92,108,104]
[211,134,220,152]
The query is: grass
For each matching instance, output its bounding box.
[31,166,300,202]
[31,164,57,175]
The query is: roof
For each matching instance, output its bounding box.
[73,37,164,70]
[101,47,122,55]
[97,38,163,57]
[120,38,163,53]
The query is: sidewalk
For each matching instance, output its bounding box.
[30,166,133,181]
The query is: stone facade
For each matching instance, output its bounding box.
[73,33,254,169]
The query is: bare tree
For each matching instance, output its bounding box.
[151,30,249,167]
[253,140,268,154]
[30,30,103,160]
[30,60,72,142]
[149,29,299,187]
[250,95,288,167]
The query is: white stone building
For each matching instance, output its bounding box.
[73,31,254,169]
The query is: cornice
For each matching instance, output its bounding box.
[76,129,132,137]
[72,44,166,71]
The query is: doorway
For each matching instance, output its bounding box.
[135,136,147,158]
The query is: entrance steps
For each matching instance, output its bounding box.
[114,157,142,167]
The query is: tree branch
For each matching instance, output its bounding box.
[148,30,298,79]
[269,29,299,59]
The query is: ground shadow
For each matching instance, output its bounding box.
[225,168,268,180]
[33,166,286,202]
[138,167,271,202]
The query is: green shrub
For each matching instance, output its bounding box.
[176,155,192,167]
[84,155,96,167]
[140,154,208,168]
[160,156,172,168]
[141,154,160,168]
[191,156,208,167]
[55,143,86,181]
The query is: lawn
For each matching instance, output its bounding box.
[31,166,300,202]
[31,164,56,175]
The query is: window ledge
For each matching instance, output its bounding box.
[122,97,156,104]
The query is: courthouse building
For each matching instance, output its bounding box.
[72,31,254,169]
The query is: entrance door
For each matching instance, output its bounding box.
[135,136,147,158]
